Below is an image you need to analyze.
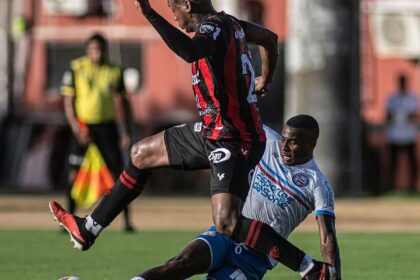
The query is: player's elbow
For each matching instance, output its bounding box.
[268,32,278,50]
[176,48,201,63]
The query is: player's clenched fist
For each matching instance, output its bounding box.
[133,0,153,16]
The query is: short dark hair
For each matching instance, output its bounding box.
[169,0,211,4]
[285,114,319,140]
[86,33,108,50]
[168,0,213,12]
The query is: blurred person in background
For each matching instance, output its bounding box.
[50,0,321,275]
[385,73,419,193]
[61,33,135,232]
[130,115,340,280]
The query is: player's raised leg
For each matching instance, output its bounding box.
[49,131,168,250]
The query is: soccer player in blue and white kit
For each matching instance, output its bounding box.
[131,115,341,280]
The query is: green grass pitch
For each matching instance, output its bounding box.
[1,230,419,279]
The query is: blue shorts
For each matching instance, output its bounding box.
[196,226,275,280]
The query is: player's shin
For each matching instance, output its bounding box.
[233,216,306,271]
[89,161,151,230]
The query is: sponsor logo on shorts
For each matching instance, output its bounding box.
[202,230,217,237]
[234,244,243,255]
[217,173,225,181]
[292,173,310,188]
[194,122,202,132]
[208,148,231,164]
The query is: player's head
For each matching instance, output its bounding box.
[167,0,215,33]
[85,33,108,64]
[280,114,319,166]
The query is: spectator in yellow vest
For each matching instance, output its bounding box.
[61,33,135,232]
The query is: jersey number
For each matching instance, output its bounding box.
[241,53,257,103]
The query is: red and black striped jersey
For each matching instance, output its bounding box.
[192,12,266,142]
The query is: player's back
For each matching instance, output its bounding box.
[192,12,265,142]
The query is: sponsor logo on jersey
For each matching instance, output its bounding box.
[208,148,231,163]
[199,23,221,40]
[212,27,221,40]
[192,72,201,85]
[325,181,334,208]
[252,171,293,209]
[199,23,215,33]
[198,107,217,117]
[235,29,245,40]
[292,173,310,188]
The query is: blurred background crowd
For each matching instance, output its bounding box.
[0,0,419,197]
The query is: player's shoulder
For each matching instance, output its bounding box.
[70,56,89,70]
[305,159,330,186]
[197,17,223,41]
[263,125,281,141]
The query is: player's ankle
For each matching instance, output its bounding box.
[298,255,315,278]
[85,215,104,237]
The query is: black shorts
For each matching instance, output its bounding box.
[164,122,265,200]
[67,121,123,179]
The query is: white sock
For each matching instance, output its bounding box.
[85,215,103,236]
[298,255,315,278]
[129,277,145,280]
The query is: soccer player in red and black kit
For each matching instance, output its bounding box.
[50,1,332,278]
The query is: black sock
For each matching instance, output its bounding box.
[91,161,151,227]
[233,216,305,271]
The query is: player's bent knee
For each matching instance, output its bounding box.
[130,142,147,168]
[130,133,167,169]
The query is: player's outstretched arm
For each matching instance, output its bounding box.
[240,20,278,95]
[317,215,342,279]
[133,0,211,63]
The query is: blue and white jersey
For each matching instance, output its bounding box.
[242,126,335,238]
